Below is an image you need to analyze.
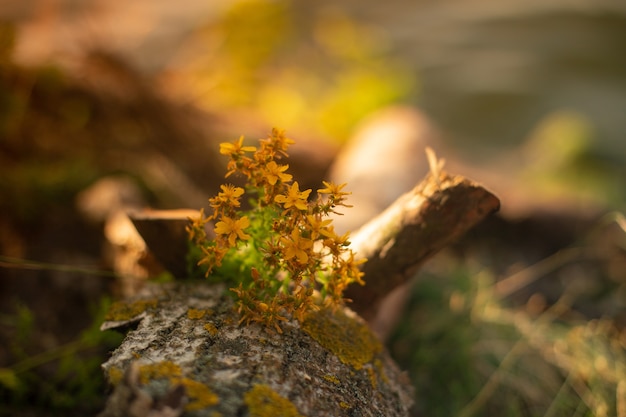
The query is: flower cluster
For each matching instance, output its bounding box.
[187,129,365,331]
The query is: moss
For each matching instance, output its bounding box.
[301,308,382,370]
[181,377,219,411]
[104,299,158,322]
[243,384,303,417]
[204,323,219,336]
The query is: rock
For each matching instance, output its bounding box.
[99,283,414,417]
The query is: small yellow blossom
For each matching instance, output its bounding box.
[274,182,311,211]
[219,136,256,157]
[318,181,352,214]
[306,214,333,239]
[186,208,210,242]
[317,181,350,198]
[211,184,244,208]
[266,128,295,155]
[281,228,313,264]
[263,161,292,185]
[337,252,367,286]
[322,226,351,255]
[220,136,257,178]
[197,245,228,275]
[214,216,251,246]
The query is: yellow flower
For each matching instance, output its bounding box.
[263,161,292,185]
[210,184,244,208]
[269,128,295,154]
[214,216,251,246]
[322,226,351,255]
[186,208,210,242]
[317,181,352,214]
[337,251,366,286]
[197,245,228,275]
[317,181,350,198]
[274,182,311,211]
[281,228,313,264]
[219,136,256,157]
[306,214,333,239]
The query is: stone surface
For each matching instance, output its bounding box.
[99,282,414,417]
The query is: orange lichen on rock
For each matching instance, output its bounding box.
[187,308,208,319]
[301,308,381,371]
[136,361,219,411]
[104,299,158,322]
[243,384,303,417]
[203,322,219,336]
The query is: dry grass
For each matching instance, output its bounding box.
[390,213,626,417]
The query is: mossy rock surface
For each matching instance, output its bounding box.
[99,282,413,417]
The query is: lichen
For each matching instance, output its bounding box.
[181,377,219,411]
[107,366,124,386]
[339,401,351,409]
[137,361,219,411]
[104,299,158,322]
[374,358,389,385]
[138,361,182,384]
[188,308,208,319]
[243,384,303,417]
[323,374,340,385]
[204,322,219,336]
[301,308,382,370]
[366,365,377,390]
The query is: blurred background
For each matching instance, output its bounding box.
[1,0,625,416]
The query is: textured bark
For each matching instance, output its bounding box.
[99,283,413,417]
[345,172,500,321]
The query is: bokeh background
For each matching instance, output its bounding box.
[1,0,625,416]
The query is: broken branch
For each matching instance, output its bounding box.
[346,172,500,321]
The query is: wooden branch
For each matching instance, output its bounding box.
[345,172,500,321]
[98,283,414,417]
[128,209,203,279]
